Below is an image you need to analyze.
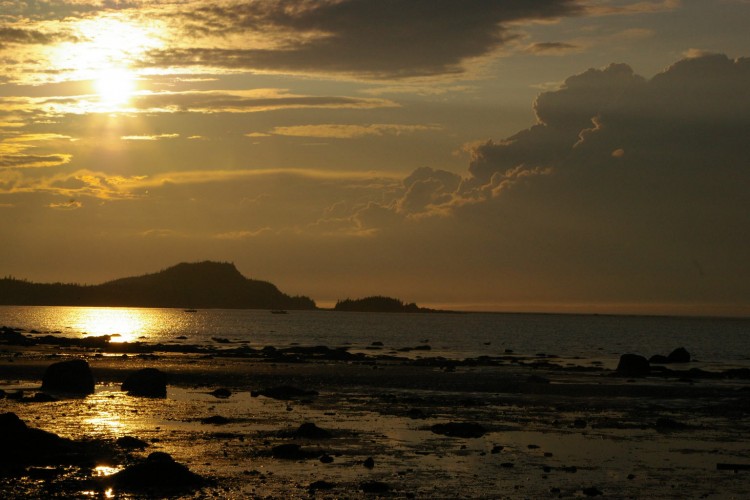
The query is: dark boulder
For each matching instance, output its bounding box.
[309,480,336,491]
[210,388,232,398]
[667,347,691,363]
[116,436,149,450]
[430,422,486,438]
[108,451,207,493]
[294,422,331,439]
[121,368,168,398]
[201,415,230,425]
[616,354,650,377]
[649,354,669,364]
[41,359,95,394]
[360,481,389,494]
[0,412,72,465]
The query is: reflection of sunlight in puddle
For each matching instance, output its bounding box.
[94,465,121,477]
[79,390,138,438]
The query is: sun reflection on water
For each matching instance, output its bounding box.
[68,307,152,343]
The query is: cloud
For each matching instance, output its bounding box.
[0,154,72,169]
[0,133,75,168]
[1,89,397,116]
[269,123,440,139]
[131,90,398,113]
[311,53,750,308]
[0,27,55,45]
[524,42,580,55]
[143,0,585,79]
[121,133,179,141]
[47,199,82,210]
[583,0,680,16]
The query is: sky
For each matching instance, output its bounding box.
[1,0,749,316]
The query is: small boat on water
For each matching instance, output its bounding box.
[270,310,288,314]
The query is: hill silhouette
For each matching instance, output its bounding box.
[0,261,315,310]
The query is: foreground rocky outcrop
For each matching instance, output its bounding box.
[41,359,95,395]
[121,368,168,397]
[106,451,208,494]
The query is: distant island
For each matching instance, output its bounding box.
[0,261,316,310]
[333,296,449,313]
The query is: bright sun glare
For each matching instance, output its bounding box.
[94,67,137,106]
[51,16,162,110]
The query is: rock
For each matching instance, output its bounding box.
[717,463,750,471]
[29,392,58,403]
[363,456,375,469]
[309,480,336,491]
[527,375,550,384]
[210,388,232,398]
[491,445,503,454]
[0,328,34,346]
[667,347,691,363]
[41,359,95,394]
[108,451,207,493]
[116,436,149,450]
[0,412,73,465]
[201,415,230,425]
[583,486,603,496]
[616,354,650,377]
[251,386,318,400]
[294,422,332,439]
[121,368,168,398]
[649,354,669,364]
[430,422,486,438]
[407,408,427,419]
[319,454,334,463]
[270,443,316,460]
[360,481,389,494]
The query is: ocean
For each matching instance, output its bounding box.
[1,305,749,370]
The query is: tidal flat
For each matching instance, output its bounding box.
[2,339,750,498]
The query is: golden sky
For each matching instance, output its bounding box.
[1,0,749,315]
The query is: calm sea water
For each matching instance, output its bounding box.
[1,306,749,369]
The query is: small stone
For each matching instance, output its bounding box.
[210,388,232,398]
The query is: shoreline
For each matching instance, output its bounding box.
[3,332,750,498]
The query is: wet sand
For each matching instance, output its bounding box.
[2,340,750,498]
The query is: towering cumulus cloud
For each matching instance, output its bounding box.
[354,54,750,311]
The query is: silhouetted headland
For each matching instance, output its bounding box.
[0,261,315,310]
[333,295,455,313]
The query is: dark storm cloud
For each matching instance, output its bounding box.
[147,0,583,78]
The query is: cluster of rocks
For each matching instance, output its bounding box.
[616,347,691,377]
[0,358,210,496]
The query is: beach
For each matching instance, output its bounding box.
[2,332,750,499]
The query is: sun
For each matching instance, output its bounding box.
[93,67,137,107]
[48,15,163,110]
